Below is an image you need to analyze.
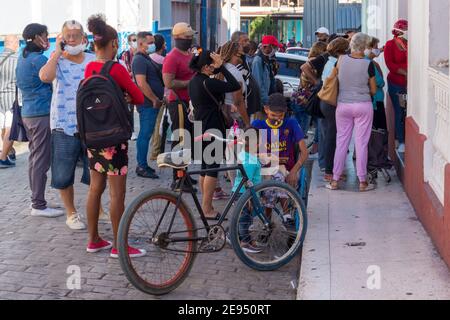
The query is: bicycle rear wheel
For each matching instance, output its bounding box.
[118,189,197,296]
[230,181,307,271]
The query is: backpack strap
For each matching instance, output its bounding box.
[99,60,117,76]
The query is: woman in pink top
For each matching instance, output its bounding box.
[84,14,146,259]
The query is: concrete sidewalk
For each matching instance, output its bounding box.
[297,158,450,300]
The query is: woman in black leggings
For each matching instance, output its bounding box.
[188,50,241,219]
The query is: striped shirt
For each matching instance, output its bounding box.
[0,49,18,114]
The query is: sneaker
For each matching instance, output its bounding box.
[397,143,406,153]
[31,207,65,218]
[136,166,159,179]
[66,214,86,230]
[87,239,113,253]
[131,133,138,141]
[213,189,230,200]
[0,158,16,168]
[110,246,146,259]
[241,242,263,254]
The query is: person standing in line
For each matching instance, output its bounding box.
[0,35,20,168]
[84,14,146,258]
[162,23,197,191]
[384,20,408,153]
[16,23,64,218]
[39,20,102,230]
[327,33,378,192]
[119,33,137,76]
[149,34,168,161]
[132,31,162,179]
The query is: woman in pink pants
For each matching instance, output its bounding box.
[326,33,378,192]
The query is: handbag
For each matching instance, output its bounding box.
[305,83,324,118]
[202,80,233,130]
[9,87,29,142]
[318,66,339,106]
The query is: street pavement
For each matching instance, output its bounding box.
[298,157,450,300]
[0,142,299,300]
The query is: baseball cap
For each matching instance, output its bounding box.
[262,35,283,48]
[315,27,330,35]
[172,22,197,37]
[267,93,288,112]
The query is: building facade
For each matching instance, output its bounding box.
[0,0,232,52]
[363,0,450,268]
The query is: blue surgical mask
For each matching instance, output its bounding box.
[147,43,156,54]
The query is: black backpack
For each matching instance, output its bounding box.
[76,61,133,149]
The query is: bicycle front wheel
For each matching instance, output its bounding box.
[230,181,308,271]
[118,189,198,296]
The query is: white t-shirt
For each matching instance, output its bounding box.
[224,63,246,106]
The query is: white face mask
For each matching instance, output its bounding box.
[130,42,138,50]
[65,43,86,56]
[372,48,381,57]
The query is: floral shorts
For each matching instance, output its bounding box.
[87,143,129,176]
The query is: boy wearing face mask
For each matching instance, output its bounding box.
[39,20,96,230]
[132,32,163,179]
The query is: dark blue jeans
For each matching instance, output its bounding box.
[388,82,407,144]
[137,107,159,169]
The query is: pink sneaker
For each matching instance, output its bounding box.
[110,246,147,259]
[87,239,113,253]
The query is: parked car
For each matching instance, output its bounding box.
[286,47,310,58]
[275,52,308,98]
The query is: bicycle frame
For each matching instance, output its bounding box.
[152,164,272,246]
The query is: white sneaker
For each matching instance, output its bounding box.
[131,133,138,141]
[31,207,65,218]
[397,143,406,153]
[66,214,87,230]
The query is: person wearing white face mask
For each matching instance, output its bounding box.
[39,20,103,230]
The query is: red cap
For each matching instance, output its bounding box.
[262,35,282,48]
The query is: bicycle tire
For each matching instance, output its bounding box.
[118,189,198,296]
[229,181,308,271]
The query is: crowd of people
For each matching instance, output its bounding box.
[0,15,408,257]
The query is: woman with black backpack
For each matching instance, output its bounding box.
[82,14,145,259]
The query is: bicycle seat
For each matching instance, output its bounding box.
[157,149,192,169]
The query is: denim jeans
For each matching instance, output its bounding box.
[137,107,159,169]
[51,130,90,190]
[388,82,407,144]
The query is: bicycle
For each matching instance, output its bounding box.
[117,134,308,296]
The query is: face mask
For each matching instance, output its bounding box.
[130,42,138,50]
[175,39,193,52]
[65,43,86,56]
[147,43,156,54]
[401,32,408,41]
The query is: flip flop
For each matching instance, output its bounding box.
[205,212,228,221]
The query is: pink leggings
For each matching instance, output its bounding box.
[333,102,374,183]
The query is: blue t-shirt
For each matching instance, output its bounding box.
[16,51,53,118]
[132,53,164,109]
[252,118,305,171]
[232,151,262,193]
